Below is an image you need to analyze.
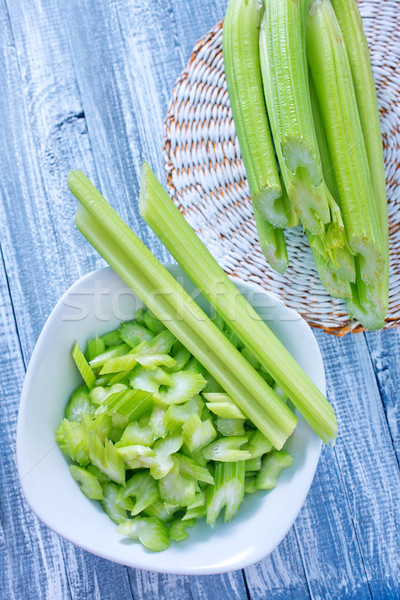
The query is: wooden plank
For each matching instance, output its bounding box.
[0,1,135,598]
[366,330,400,465]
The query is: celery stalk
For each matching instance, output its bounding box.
[69,170,297,450]
[331,0,388,314]
[222,0,294,229]
[253,207,289,274]
[71,342,96,389]
[138,163,337,444]
[259,0,330,234]
[306,0,384,286]
[206,462,245,526]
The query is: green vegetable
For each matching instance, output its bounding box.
[182,414,217,455]
[207,462,245,526]
[169,517,196,542]
[89,432,125,485]
[69,465,104,500]
[65,385,95,422]
[256,450,293,490]
[85,336,106,362]
[138,163,336,444]
[101,483,127,524]
[203,437,251,462]
[117,517,170,552]
[71,341,96,389]
[118,472,159,516]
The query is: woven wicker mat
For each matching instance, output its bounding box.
[163,8,400,335]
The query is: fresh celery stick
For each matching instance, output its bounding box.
[306,0,384,286]
[259,0,331,234]
[223,0,294,229]
[203,393,246,419]
[85,336,106,362]
[206,462,245,526]
[203,437,251,462]
[69,465,104,501]
[117,517,170,552]
[256,450,293,490]
[253,207,289,274]
[331,0,389,322]
[70,170,298,449]
[71,341,96,389]
[308,238,352,299]
[119,471,159,516]
[182,414,217,455]
[89,432,125,485]
[169,518,196,542]
[138,164,336,444]
[65,385,95,422]
[101,483,127,524]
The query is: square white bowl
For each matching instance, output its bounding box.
[17,265,324,574]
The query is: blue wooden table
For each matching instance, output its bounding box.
[1,1,399,598]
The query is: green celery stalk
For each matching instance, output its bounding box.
[253,207,289,275]
[222,0,294,229]
[206,462,245,526]
[259,0,330,234]
[138,163,337,444]
[256,450,293,490]
[71,342,96,389]
[69,170,297,450]
[117,517,170,552]
[331,0,389,323]
[306,0,384,286]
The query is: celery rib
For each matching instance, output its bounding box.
[69,171,297,450]
[139,163,337,444]
[306,0,384,287]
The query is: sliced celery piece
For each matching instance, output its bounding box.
[118,420,154,447]
[139,434,183,479]
[306,0,383,286]
[309,238,352,299]
[244,476,258,495]
[243,430,273,458]
[72,341,96,389]
[331,0,389,321]
[142,309,166,335]
[163,395,205,433]
[167,346,191,373]
[89,432,125,485]
[87,464,110,484]
[135,353,176,371]
[85,336,106,362]
[206,462,245,526]
[203,437,251,462]
[169,518,196,542]
[245,457,262,473]
[119,471,159,516]
[57,419,90,466]
[160,372,207,405]
[95,389,153,428]
[101,483,127,524]
[89,344,130,369]
[256,450,293,490]
[117,445,155,469]
[70,170,297,449]
[182,414,217,455]
[144,499,181,522]
[89,383,127,406]
[176,454,214,485]
[65,385,95,422]
[149,403,168,439]
[223,0,294,229]
[100,354,137,375]
[119,320,153,349]
[203,393,245,419]
[158,462,196,507]
[138,163,336,444]
[215,417,246,437]
[130,365,174,398]
[135,330,176,356]
[117,517,169,552]
[101,329,122,348]
[69,465,104,501]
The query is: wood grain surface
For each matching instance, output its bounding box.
[0,0,399,598]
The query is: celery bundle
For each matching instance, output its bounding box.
[57,310,293,551]
[222,0,389,329]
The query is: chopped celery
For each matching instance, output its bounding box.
[130,365,174,398]
[243,430,273,458]
[95,389,153,428]
[150,403,168,439]
[142,309,166,335]
[119,471,159,516]
[215,417,246,437]
[144,499,181,522]
[256,450,293,490]
[117,517,169,552]
[69,465,104,500]
[100,354,138,375]
[89,383,127,406]
[169,518,196,542]
[245,476,258,495]
[117,420,154,447]
[58,419,90,466]
[89,344,131,369]
[65,385,95,422]
[182,414,217,455]
[159,371,207,405]
[168,346,191,373]
[71,341,96,390]
[134,353,176,370]
[206,462,245,526]
[89,432,125,485]
[203,437,251,462]
[139,435,183,479]
[119,320,154,348]
[101,483,127,524]
[85,336,106,362]
[245,457,262,473]
[158,462,196,506]
[87,464,110,484]
[163,395,205,433]
[137,164,335,445]
[176,454,214,485]
[101,329,122,348]
[203,392,245,419]
[117,445,155,469]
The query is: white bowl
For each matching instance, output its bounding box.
[17,265,324,575]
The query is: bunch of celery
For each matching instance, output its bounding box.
[57,309,293,551]
[222,0,389,329]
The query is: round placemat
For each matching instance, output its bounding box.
[163,7,400,335]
